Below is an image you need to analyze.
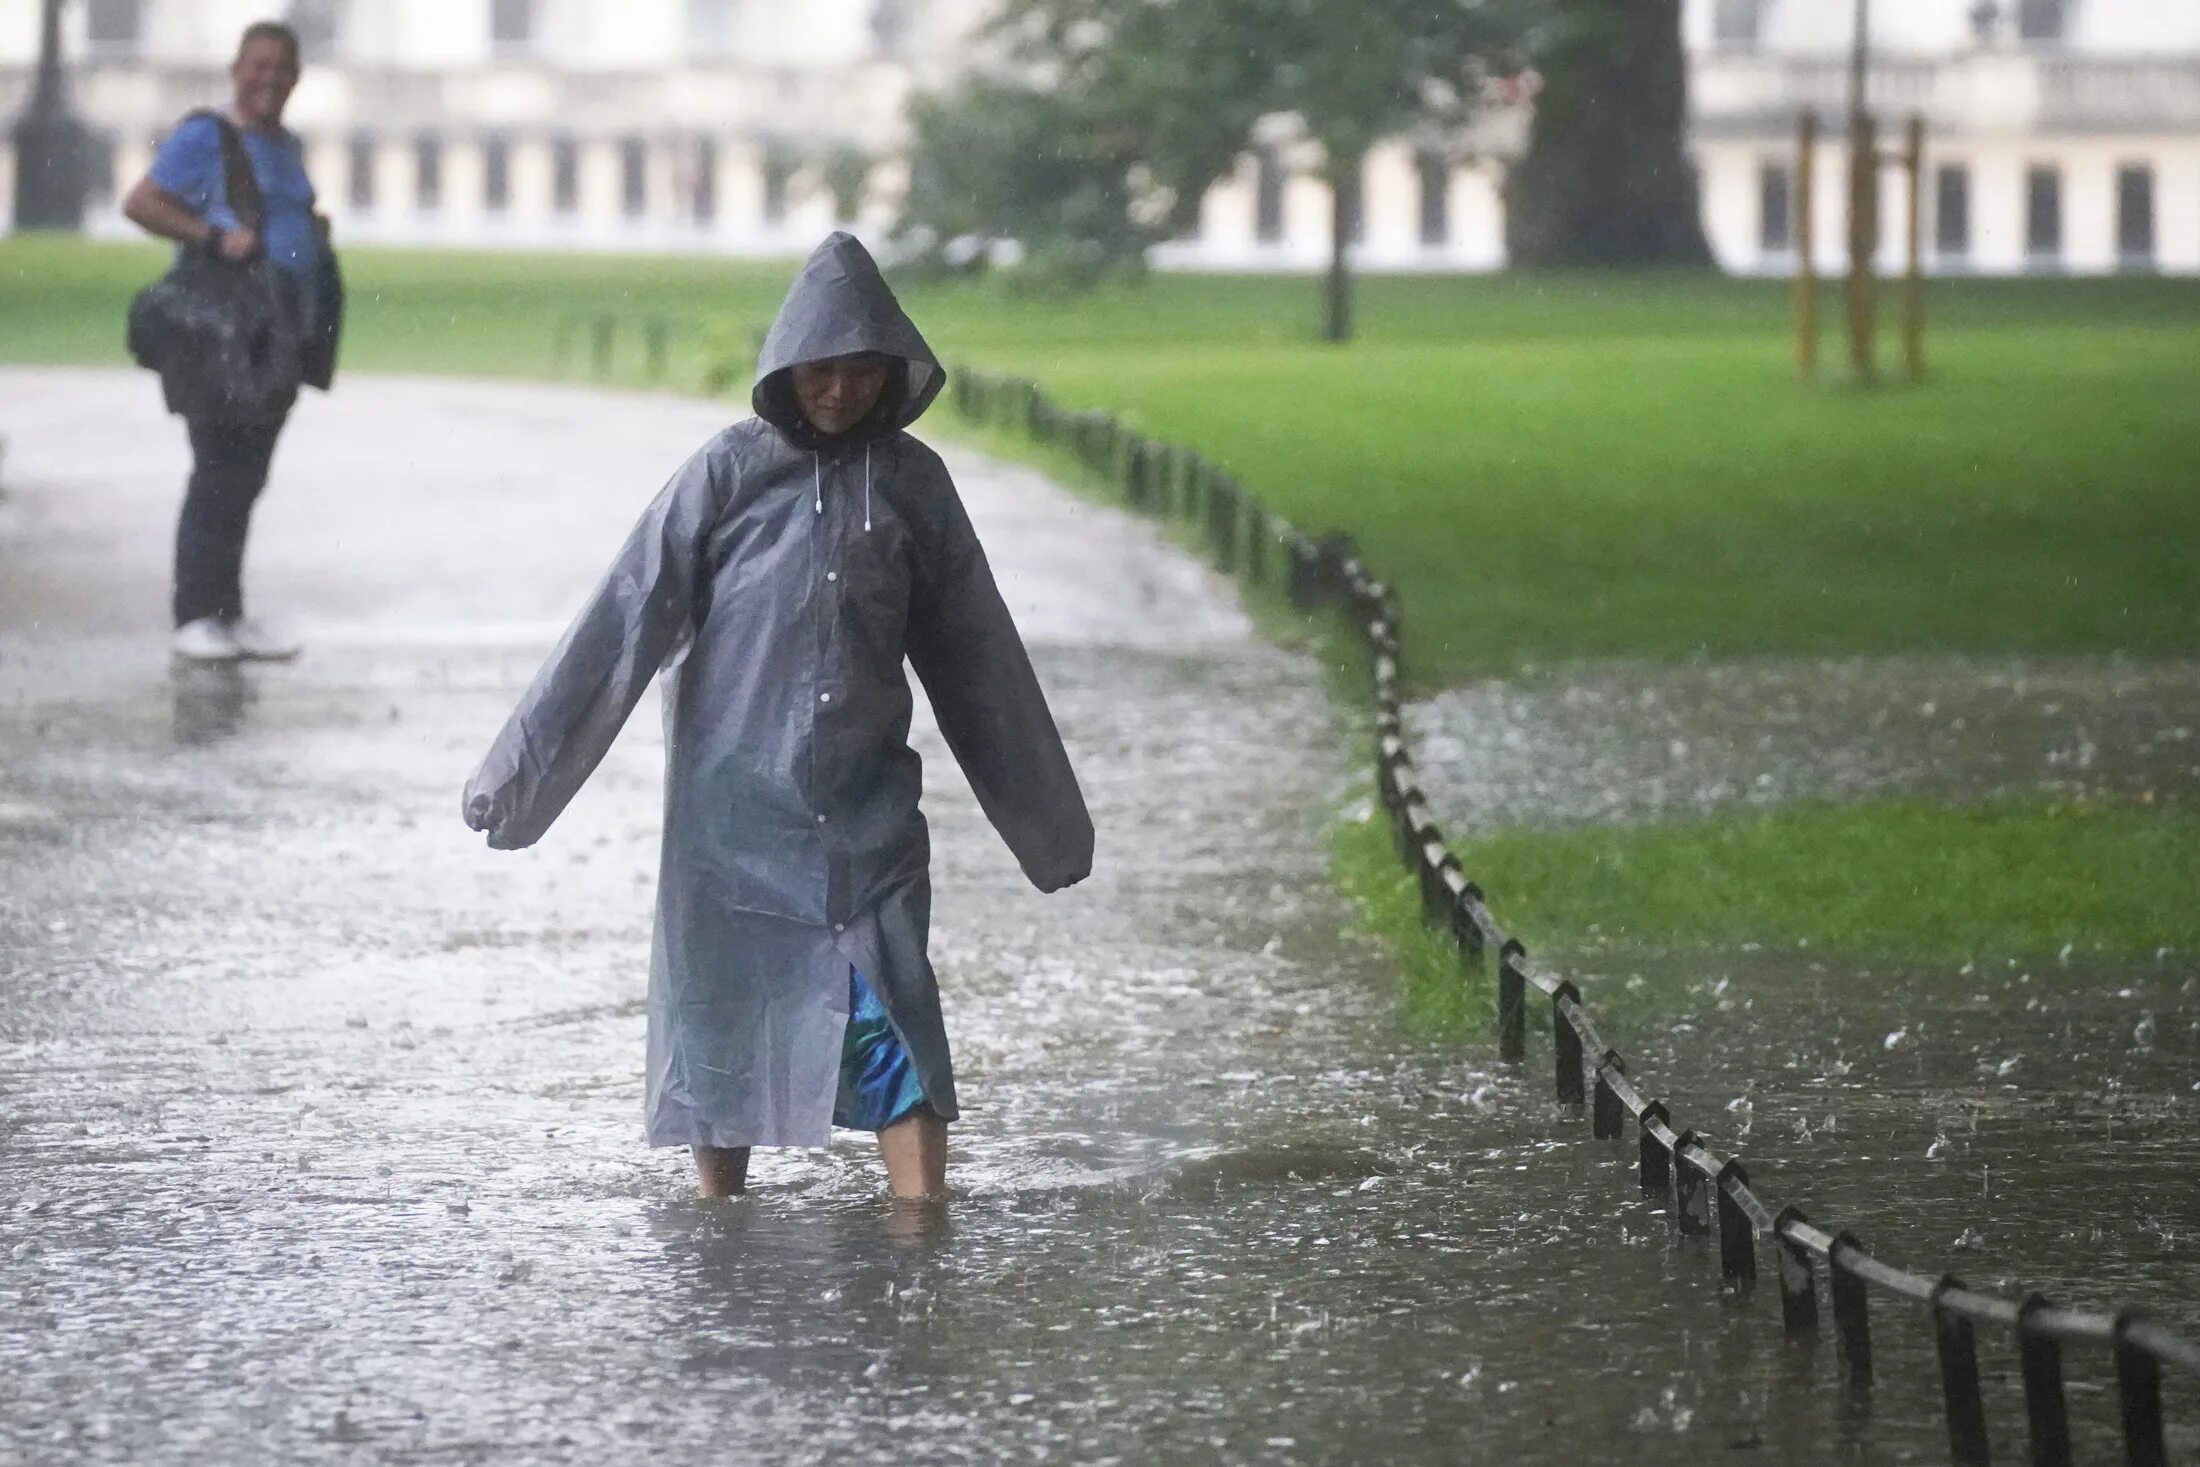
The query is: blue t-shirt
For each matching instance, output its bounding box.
[149,115,323,288]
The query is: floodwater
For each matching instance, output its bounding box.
[2,372,2195,1465]
[1407,659,2200,832]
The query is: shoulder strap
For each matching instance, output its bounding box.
[185,107,266,233]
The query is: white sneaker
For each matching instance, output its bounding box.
[228,616,301,661]
[172,617,242,663]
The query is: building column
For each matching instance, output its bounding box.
[1453,160,1506,270]
[373,137,410,237]
[858,155,907,240]
[2062,148,2116,273]
[716,139,765,248]
[2158,142,2200,274]
[443,137,485,238]
[307,135,347,218]
[579,137,621,240]
[1281,149,1329,268]
[1969,149,2024,275]
[1362,140,1418,263]
[1195,155,1258,265]
[511,135,554,233]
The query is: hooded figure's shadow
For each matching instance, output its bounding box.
[170,663,256,746]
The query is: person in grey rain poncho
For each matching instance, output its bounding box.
[463,234,1092,1199]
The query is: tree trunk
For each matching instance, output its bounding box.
[1504,0,1712,268]
[1322,154,1361,343]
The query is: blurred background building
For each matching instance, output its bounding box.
[2,0,2196,274]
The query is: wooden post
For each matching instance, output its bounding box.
[1846,111,1878,384]
[1901,113,1925,383]
[1845,0,1876,384]
[1795,110,1819,381]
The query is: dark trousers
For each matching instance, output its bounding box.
[174,412,288,628]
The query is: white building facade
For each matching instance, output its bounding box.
[2,0,2197,274]
[1691,0,2200,275]
[0,0,990,250]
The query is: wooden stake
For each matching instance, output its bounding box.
[1845,0,1877,384]
[1847,110,1878,384]
[1901,112,1925,383]
[1795,110,1819,381]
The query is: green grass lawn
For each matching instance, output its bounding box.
[8,236,2193,987]
[1335,792,2198,1026]
[8,235,2196,687]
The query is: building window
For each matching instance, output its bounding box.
[1713,0,1762,47]
[1758,161,1793,253]
[762,143,796,226]
[2117,165,2154,267]
[85,0,144,56]
[552,137,579,214]
[491,0,535,52]
[348,133,376,211]
[484,135,511,212]
[1933,163,1970,259]
[89,130,118,204]
[691,137,718,224]
[1416,151,1450,247]
[2024,165,2061,262]
[286,0,343,58]
[620,138,648,218]
[415,136,443,212]
[1254,148,1285,244]
[2016,0,2068,42]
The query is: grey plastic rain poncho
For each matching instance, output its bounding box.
[463,233,1093,1148]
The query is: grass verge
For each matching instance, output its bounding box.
[1447,792,2199,966]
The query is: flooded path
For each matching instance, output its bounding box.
[1406,659,2200,833]
[2,371,2194,1464]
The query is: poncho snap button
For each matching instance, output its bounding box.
[819,692,832,703]
[826,571,838,582]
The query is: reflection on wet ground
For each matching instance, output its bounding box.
[1408,659,2200,832]
[2,373,2195,1464]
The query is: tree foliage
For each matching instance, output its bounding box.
[898,0,1532,331]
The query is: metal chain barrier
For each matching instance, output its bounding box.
[950,364,2200,1467]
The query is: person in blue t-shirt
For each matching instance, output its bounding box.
[123,20,326,664]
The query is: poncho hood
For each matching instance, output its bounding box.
[752,232,944,447]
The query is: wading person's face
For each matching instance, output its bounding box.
[232,36,300,131]
[793,355,889,437]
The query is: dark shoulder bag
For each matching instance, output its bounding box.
[127,110,302,420]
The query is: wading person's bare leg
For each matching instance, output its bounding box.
[877,1111,946,1199]
[692,1144,750,1197]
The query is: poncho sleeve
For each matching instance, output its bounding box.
[908,466,1094,893]
[462,445,728,850]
